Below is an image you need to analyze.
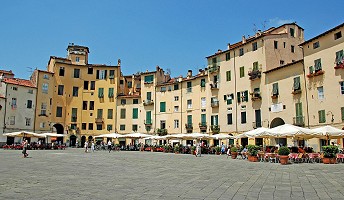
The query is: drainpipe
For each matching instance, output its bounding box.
[3,83,8,134]
[233,51,238,134]
[300,47,310,128]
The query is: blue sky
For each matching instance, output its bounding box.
[0,0,343,79]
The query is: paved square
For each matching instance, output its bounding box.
[1,149,344,200]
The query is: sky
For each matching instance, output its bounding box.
[0,0,343,79]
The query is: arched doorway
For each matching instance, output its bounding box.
[53,123,64,143]
[70,135,77,147]
[88,136,93,142]
[81,136,86,148]
[270,118,286,146]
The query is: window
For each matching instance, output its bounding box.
[90,81,95,90]
[74,69,80,78]
[25,118,31,126]
[160,87,166,92]
[341,107,344,121]
[226,71,231,81]
[317,86,324,100]
[10,116,15,125]
[227,113,233,125]
[274,41,278,49]
[211,115,218,126]
[88,67,93,74]
[59,67,65,76]
[132,125,138,131]
[280,60,285,65]
[201,97,206,108]
[340,82,344,95]
[225,52,230,61]
[108,88,114,98]
[240,67,245,78]
[160,120,166,129]
[318,110,326,123]
[146,111,152,124]
[239,48,244,56]
[43,74,49,79]
[40,122,45,128]
[88,123,93,130]
[109,70,115,79]
[174,106,179,112]
[128,81,132,88]
[290,28,295,37]
[241,111,247,124]
[313,41,320,49]
[187,99,192,109]
[120,109,126,119]
[11,86,17,91]
[283,42,286,48]
[160,102,166,112]
[293,77,301,91]
[42,83,48,94]
[84,81,89,90]
[225,94,234,105]
[237,90,249,103]
[187,82,192,93]
[291,45,295,53]
[174,84,179,90]
[75,57,80,62]
[89,101,94,110]
[120,99,126,105]
[56,106,62,117]
[58,85,64,95]
[120,125,125,131]
[252,42,257,51]
[272,83,279,96]
[96,70,107,79]
[174,120,179,129]
[107,125,113,131]
[83,101,87,110]
[108,109,113,119]
[97,124,103,130]
[201,114,206,125]
[336,50,344,64]
[314,59,322,72]
[28,89,33,94]
[27,100,32,109]
[147,92,152,100]
[295,103,303,124]
[253,62,259,71]
[132,108,138,119]
[144,75,154,83]
[98,88,104,98]
[133,99,139,104]
[335,31,342,40]
[40,103,47,115]
[174,96,179,101]
[81,123,87,130]
[309,66,314,74]
[200,79,206,87]
[72,87,78,97]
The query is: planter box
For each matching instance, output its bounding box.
[279,155,289,165]
[323,157,336,164]
[248,155,258,162]
[231,152,238,159]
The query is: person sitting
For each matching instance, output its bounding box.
[298,146,305,153]
[266,146,271,153]
[241,146,248,159]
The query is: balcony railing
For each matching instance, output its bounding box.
[211,100,219,107]
[271,93,278,99]
[210,83,219,89]
[248,69,262,80]
[109,75,115,79]
[185,123,193,130]
[143,99,154,106]
[211,125,220,133]
[208,65,219,73]
[293,116,305,127]
[251,92,262,101]
[71,116,77,122]
[199,122,207,130]
[307,70,325,78]
[95,118,104,123]
[144,120,152,125]
[292,86,302,94]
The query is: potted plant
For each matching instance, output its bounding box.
[174,145,180,154]
[322,145,339,164]
[247,145,259,162]
[231,146,238,159]
[278,146,290,165]
[215,146,221,155]
[163,145,170,153]
[191,146,196,155]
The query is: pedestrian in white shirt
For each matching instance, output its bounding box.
[84,141,88,153]
[91,141,95,152]
[108,140,112,153]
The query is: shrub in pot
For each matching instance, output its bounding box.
[247,145,259,162]
[191,146,196,155]
[323,145,339,164]
[278,146,290,165]
[231,146,238,159]
[174,145,180,153]
[215,146,221,155]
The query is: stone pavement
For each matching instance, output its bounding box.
[0,149,344,200]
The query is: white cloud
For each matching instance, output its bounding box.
[269,17,294,26]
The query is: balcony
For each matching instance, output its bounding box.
[157,128,168,136]
[334,59,344,69]
[211,125,220,134]
[248,69,262,81]
[144,81,153,85]
[292,87,302,95]
[143,99,154,106]
[109,75,115,79]
[95,118,104,124]
[144,120,152,126]
[71,116,77,122]
[271,94,278,99]
[251,92,262,101]
[185,123,193,130]
[211,100,219,107]
[307,70,324,78]
[252,121,262,129]
[210,83,219,89]
[208,65,219,73]
[293,116,305,127]
[199,122,207,130]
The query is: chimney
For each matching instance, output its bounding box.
[227,43,231,50]
[256,30,262,37]
[178,76,183,82]
[217,49,222,54]
[117,59,121,66]
[187,70,192,77]
[242,35,246,44]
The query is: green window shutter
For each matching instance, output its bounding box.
[223,95,227,101]
[309,66,314,74]
[272,83,279,95]
[226,71,231,81]
[210,116,214,126]
[160,102,166,112]
[98,88,104,98]
[318,110,326,123]
[253,62,258,71]
[244,90,249,102]
[108,88,114,98]
[146,111,151,124]
[120,109,126,119]
[314,59,322,71]
[200,79,206,87]
[187,82,192,88]
[341,107,344,121]
[293,77,300,90]
[225,52,230,61]
[237,92,241,103]
[201,114,206,123]
[240,67,245,78]
[107,109,113,119]
[147,92,151,100]
[295,103,302,117]
[97,109,103,118]
[133,108,138,119]
[144,75,153,83]
[187,115,192,124]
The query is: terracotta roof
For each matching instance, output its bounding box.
[37,69,54,74]
[264,59,303,74]
[88,64,119,68]
[2,77,36,88]
[50,56,70,61]
[300,22,344,46]
[67,44,90,53]
[0,70,14,75]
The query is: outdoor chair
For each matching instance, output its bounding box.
[268,153,277,163]
[336,154,344,163]
[289,153,298,163]
[258,152,265,162]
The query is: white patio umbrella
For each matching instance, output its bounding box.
[312,125,344,139]
[94,133,122,138]
[145,135,166,140]
[163,134,186,139]
[236,127,270,139]
[41,133,66,137]
[267,124,314,138]
[182,133,211,139]
[3,131,45,138]
[118,133,151,138]
[210,133,235,140]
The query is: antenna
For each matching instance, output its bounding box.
[261,20,267,30]
[26,67,33,74]
[253,23,257,34]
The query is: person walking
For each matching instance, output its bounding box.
[108,140,112,153]
[84,141,89,153]
[91,141,95,152]
[195,143,201,157]
[22,140,28,158]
